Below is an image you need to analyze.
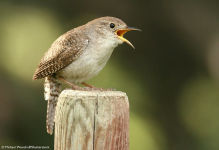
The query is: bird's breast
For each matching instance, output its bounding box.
[58,39,118,83]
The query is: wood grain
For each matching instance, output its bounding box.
[54,90,129,150]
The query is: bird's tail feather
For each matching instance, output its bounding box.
[44,76,61,135]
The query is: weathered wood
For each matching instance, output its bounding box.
[54,90,129,150]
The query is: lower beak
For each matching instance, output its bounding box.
[115,27,141,49]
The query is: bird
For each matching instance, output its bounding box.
[33,16,140,135]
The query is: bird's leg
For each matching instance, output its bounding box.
[58,77,85,90]
[81,82,115,91]
[81,82,95,88]
[58,77,115,91]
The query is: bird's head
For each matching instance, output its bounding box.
[88,16,140,49]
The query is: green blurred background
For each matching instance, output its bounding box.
[0,0,219,150]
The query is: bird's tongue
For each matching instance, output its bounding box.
[117,29,128,37]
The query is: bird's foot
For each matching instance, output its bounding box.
[71,82,114,91]
[58,77,116,91]
[81,82,116,91]
[81,87,115,91]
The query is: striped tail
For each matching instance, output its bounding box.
[44,76,61,135]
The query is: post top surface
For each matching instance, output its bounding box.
[59,89,127,98]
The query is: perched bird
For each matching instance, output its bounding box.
[33,16,140,135]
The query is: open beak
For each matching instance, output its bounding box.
[115,27,141,49]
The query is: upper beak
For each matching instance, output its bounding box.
[115,27,141,49]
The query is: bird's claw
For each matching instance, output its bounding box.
[72,86,116,91]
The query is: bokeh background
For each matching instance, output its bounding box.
[0,0,219,150]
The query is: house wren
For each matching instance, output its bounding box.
[33,16,140,134]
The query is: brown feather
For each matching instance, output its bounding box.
[33,27,89,80]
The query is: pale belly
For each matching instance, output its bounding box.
[58,41,117,83]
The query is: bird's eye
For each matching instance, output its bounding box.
[110,23,115,28]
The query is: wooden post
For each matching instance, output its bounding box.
[54,90,129,150]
